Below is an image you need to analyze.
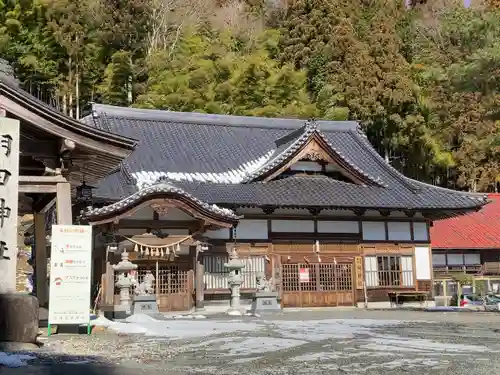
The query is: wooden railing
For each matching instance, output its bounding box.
[482,262,500,275]
[433,262,500,277]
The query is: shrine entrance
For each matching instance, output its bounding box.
[281,262,355,307]
[0,74,136,299]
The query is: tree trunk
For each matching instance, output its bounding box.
[69,56,73,119]
[76,63,80,120]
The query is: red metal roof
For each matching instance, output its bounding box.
[431,194,500,249]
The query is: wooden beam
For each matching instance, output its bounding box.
[115,219,201,230]
[34,212,48,307]
[18,175,68,193]
[56,182,72,224]
[195,244,205,309]
[19,175,67,183]
[19,184,57,194]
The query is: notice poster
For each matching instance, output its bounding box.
[299,268,310,283]
[48,225,92,325]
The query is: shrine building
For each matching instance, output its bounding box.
[0,60,490,312]
[78,104,489,311]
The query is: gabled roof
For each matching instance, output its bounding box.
[81,104,488,214]
[0,81,137,153]
[84,182,239,227]
[240,120,385,186]
[431,194,500,249]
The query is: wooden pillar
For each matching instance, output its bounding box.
[193,244,205,310]
[34,212,48,306]
[56,182,72,224]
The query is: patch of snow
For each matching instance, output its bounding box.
[0,352,36,368]
[227,310,244,316]
[219,337,307,356]
[107,318,260,339]
[183,336,306,356]
[125,314,159,324]
[273,319,399,341]
[92,315,116,328]
[108,323,148,335]
[132,150,275,187]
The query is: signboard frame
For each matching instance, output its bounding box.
[48,224,93,336]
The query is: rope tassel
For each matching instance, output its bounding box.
[124,235,193,258]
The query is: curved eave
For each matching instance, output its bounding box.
[218,202,487,216]
[84,183,239,227]
[0,82,137,155]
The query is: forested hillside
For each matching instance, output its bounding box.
[1,0,499,191]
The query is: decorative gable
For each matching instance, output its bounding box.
[243,121,384,186]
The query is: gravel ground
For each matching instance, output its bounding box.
[3,310,500,374]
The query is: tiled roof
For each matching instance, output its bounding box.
[0,81,137,151]
[431,194,500,249]
[84,182,239,224]
[83,104,488,213]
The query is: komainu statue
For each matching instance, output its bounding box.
[255,272,272,292]
[135,270,155,296]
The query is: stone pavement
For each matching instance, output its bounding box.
[2,310,500,374]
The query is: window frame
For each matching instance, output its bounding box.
[364,254,414,289]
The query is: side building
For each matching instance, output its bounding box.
[81,105,487,312]
[431,193,500,306]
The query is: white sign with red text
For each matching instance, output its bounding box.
[48,225,92,325]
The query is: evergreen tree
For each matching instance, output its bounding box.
[279,0,448,179]
[136,28,317,118]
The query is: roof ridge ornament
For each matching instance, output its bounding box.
[305,118,319,132]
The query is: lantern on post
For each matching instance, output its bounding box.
[76,181,95,204]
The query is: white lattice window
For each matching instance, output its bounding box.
[202,255,265,289]
[364,255,413,288]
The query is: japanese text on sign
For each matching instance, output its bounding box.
[0,121,20,275]
[48,225,92,325]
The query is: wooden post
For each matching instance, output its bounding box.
[34,212,48,306]
[56,182,72,224]
[195,244,205,310]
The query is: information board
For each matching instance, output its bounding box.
[48,225,92,328]
[299,268,310,283]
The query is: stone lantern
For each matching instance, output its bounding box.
[224,247,245,315]
[113,250,137,315]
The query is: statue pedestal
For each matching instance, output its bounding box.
[250,291,281,314]
[131,295,160,316]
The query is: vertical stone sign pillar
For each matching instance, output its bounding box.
[0,118,20,293]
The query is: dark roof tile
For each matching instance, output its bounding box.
[82,104,488,212]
